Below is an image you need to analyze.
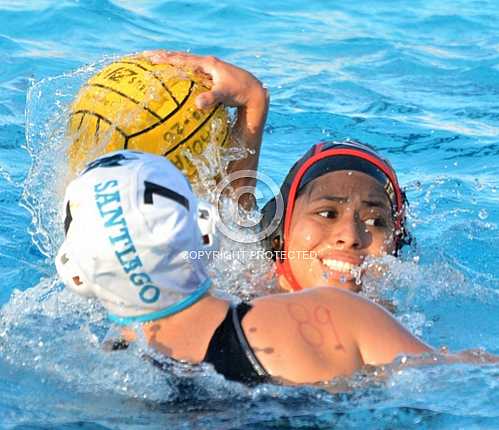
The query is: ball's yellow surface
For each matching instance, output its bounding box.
[67,56,230,181]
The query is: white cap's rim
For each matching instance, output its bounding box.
[107,278,212,325]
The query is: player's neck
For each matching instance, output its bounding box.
[141,294,230,362]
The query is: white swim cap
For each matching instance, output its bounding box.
[55,150,213,325]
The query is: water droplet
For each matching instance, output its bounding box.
[478,209,488,220]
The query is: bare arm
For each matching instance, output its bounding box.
[144,51,269,207]
[348,293,433,365]
[352,295,499,367]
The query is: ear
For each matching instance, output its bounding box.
[271,236,281,252]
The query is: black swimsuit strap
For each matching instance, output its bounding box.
[231,302,269,378]
[203,302,271,385]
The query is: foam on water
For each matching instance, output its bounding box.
[23,60,110,258]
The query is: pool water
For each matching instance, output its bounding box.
[1,1,498,428]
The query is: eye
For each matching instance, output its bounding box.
[317,210,338,219]
[364,217,387,227]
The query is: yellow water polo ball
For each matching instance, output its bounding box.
[67,55,230,181]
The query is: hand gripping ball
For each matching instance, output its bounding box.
[67,55,230,181]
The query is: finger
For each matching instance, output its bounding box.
[140,50,177,62]
[147,51,204,66]
[141,49,192,59]
[141,49,168,57]
[195,90,224,109]
[151,55,213,79]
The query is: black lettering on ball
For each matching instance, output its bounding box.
[170,154,184,170]
[192,140,204,155]
[199,129,210,143]
[104,67,137,83]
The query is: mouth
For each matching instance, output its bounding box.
[319,257,362,282]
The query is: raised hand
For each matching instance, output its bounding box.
[143,50,269,208]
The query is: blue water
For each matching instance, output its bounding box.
[1,0,498,428]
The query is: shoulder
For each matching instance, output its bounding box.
[243,289,365,382]
[246,287,373,326]
[256,287,387,315]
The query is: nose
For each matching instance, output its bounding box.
[331,211,370,250]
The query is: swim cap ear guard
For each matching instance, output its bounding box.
[260,140,411,290]
[197,200,218,250]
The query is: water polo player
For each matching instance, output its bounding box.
[145,52,409,294]
[56,150,499,386]
[260,140,409,293]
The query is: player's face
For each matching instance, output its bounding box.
[279,171,396,292]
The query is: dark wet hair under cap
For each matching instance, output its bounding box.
[260,140,410,291]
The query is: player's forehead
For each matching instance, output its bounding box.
[300,171,390,209]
